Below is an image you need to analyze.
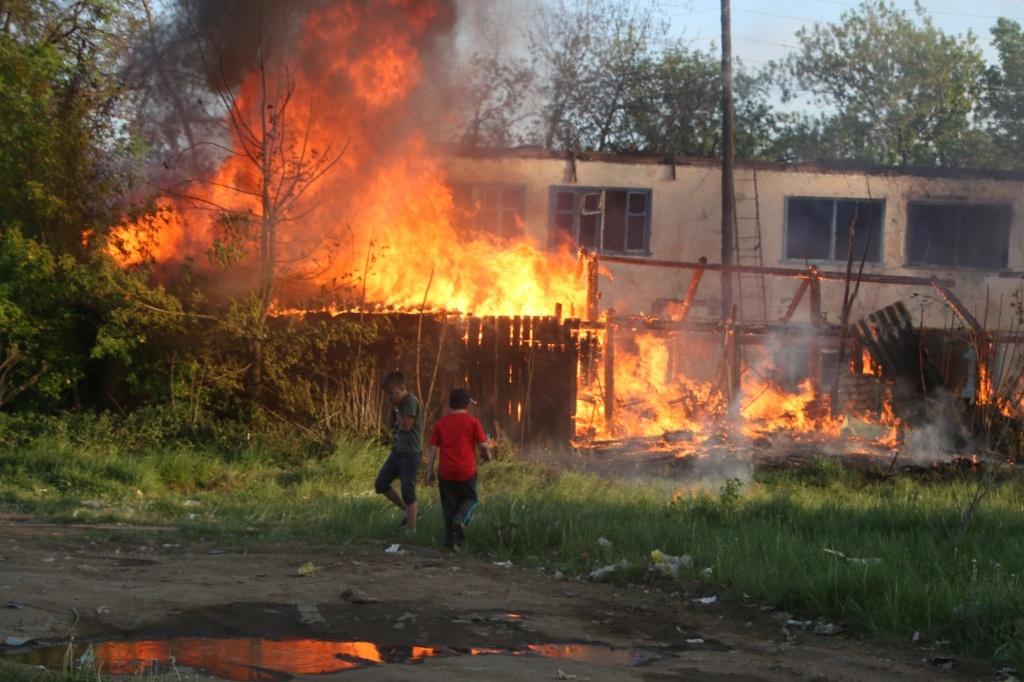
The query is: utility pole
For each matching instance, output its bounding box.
[720,0,735,322]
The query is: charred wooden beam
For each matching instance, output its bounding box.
[930,277,984,334]
[582,317,847,336]
[779,279,809,324]
[808,270,823,394]
[604,314,616,425]
[599,254,954,287]
[586,253,600,322]
[677,256,707,322]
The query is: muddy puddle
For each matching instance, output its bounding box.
[4,637,680,679]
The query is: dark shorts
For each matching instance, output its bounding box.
[374,449,420,504]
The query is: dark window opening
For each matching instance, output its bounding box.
[784,197,884,263]
[449,183,526,239]
[907,201,1011,270]
[549,187,652,254]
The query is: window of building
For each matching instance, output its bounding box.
[549,187,652,254]
[784,197,884,263]
[906,201,1011,270]
[449,183,526,238]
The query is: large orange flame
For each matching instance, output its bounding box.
[105,1,584,317]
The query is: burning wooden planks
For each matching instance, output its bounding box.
[851,301,959,429]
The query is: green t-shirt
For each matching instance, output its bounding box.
[393,393,423,453]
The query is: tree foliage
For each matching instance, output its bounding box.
[0,1,145,251]
[782,0,992,167]
[462,0,791,159]
[0,227,183,410]
[986,18,1024,169]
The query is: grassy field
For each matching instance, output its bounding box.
[2,413,1024,669]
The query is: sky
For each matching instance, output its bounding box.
[663,0,1024,66]
[464,1,1024,110]
[660,0,1024,110]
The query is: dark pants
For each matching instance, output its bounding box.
[374,449,420,504]
[439,475,478,544]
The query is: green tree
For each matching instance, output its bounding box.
[629,42,720,156]
[0,1,144,253]
[986,18,1024,169]
[0,227,182,410]
[528,0,666,152]
[627,43,780,158]
[783,0,992,167]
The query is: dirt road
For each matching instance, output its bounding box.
[0,516,976,681]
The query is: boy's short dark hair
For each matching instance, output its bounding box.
[381,370,405,391]
[449,388,472,409]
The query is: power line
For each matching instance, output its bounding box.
[801,0,1024,22]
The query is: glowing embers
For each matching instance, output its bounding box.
[574,330,900,447]
[8,638,674,680]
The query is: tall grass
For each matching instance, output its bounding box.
[1,414,1023,667]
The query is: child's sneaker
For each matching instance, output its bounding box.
[452,518,466,544]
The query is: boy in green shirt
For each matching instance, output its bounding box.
[375,371,424,531]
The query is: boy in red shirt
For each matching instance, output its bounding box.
[426,388,493,549]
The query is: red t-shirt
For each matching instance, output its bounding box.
[428,412,486,481]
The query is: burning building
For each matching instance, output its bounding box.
[108,1,1024,460]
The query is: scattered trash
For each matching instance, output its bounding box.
[813,622,843,636]
[95,606,110,615]
[649,550,693,579]
[553,570,565,580]
[911,631,922,642]
[685,638,704,645]
[4,602,25,610]
[588,559,629,581]
[4,635,32,647]
[296,562,317,577]
[385,544,406,555]
[823,547,881,565]
[699,566,713,578]
[691,596,717,605]
[341,588,378,604]
[931,657,955,670]
[597,537,612,548]
[297,603,325,625]
[556,670,587,680]
[492,560,513,568]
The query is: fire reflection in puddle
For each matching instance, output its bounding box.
[5,637,674,680]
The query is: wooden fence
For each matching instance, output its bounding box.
[319,313,583,445]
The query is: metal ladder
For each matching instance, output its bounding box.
[732,161,769,324]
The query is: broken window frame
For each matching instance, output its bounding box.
[782,196,885,264]
[905,199,1012,271]
[449,182,527,238]
[548,186,653,255]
